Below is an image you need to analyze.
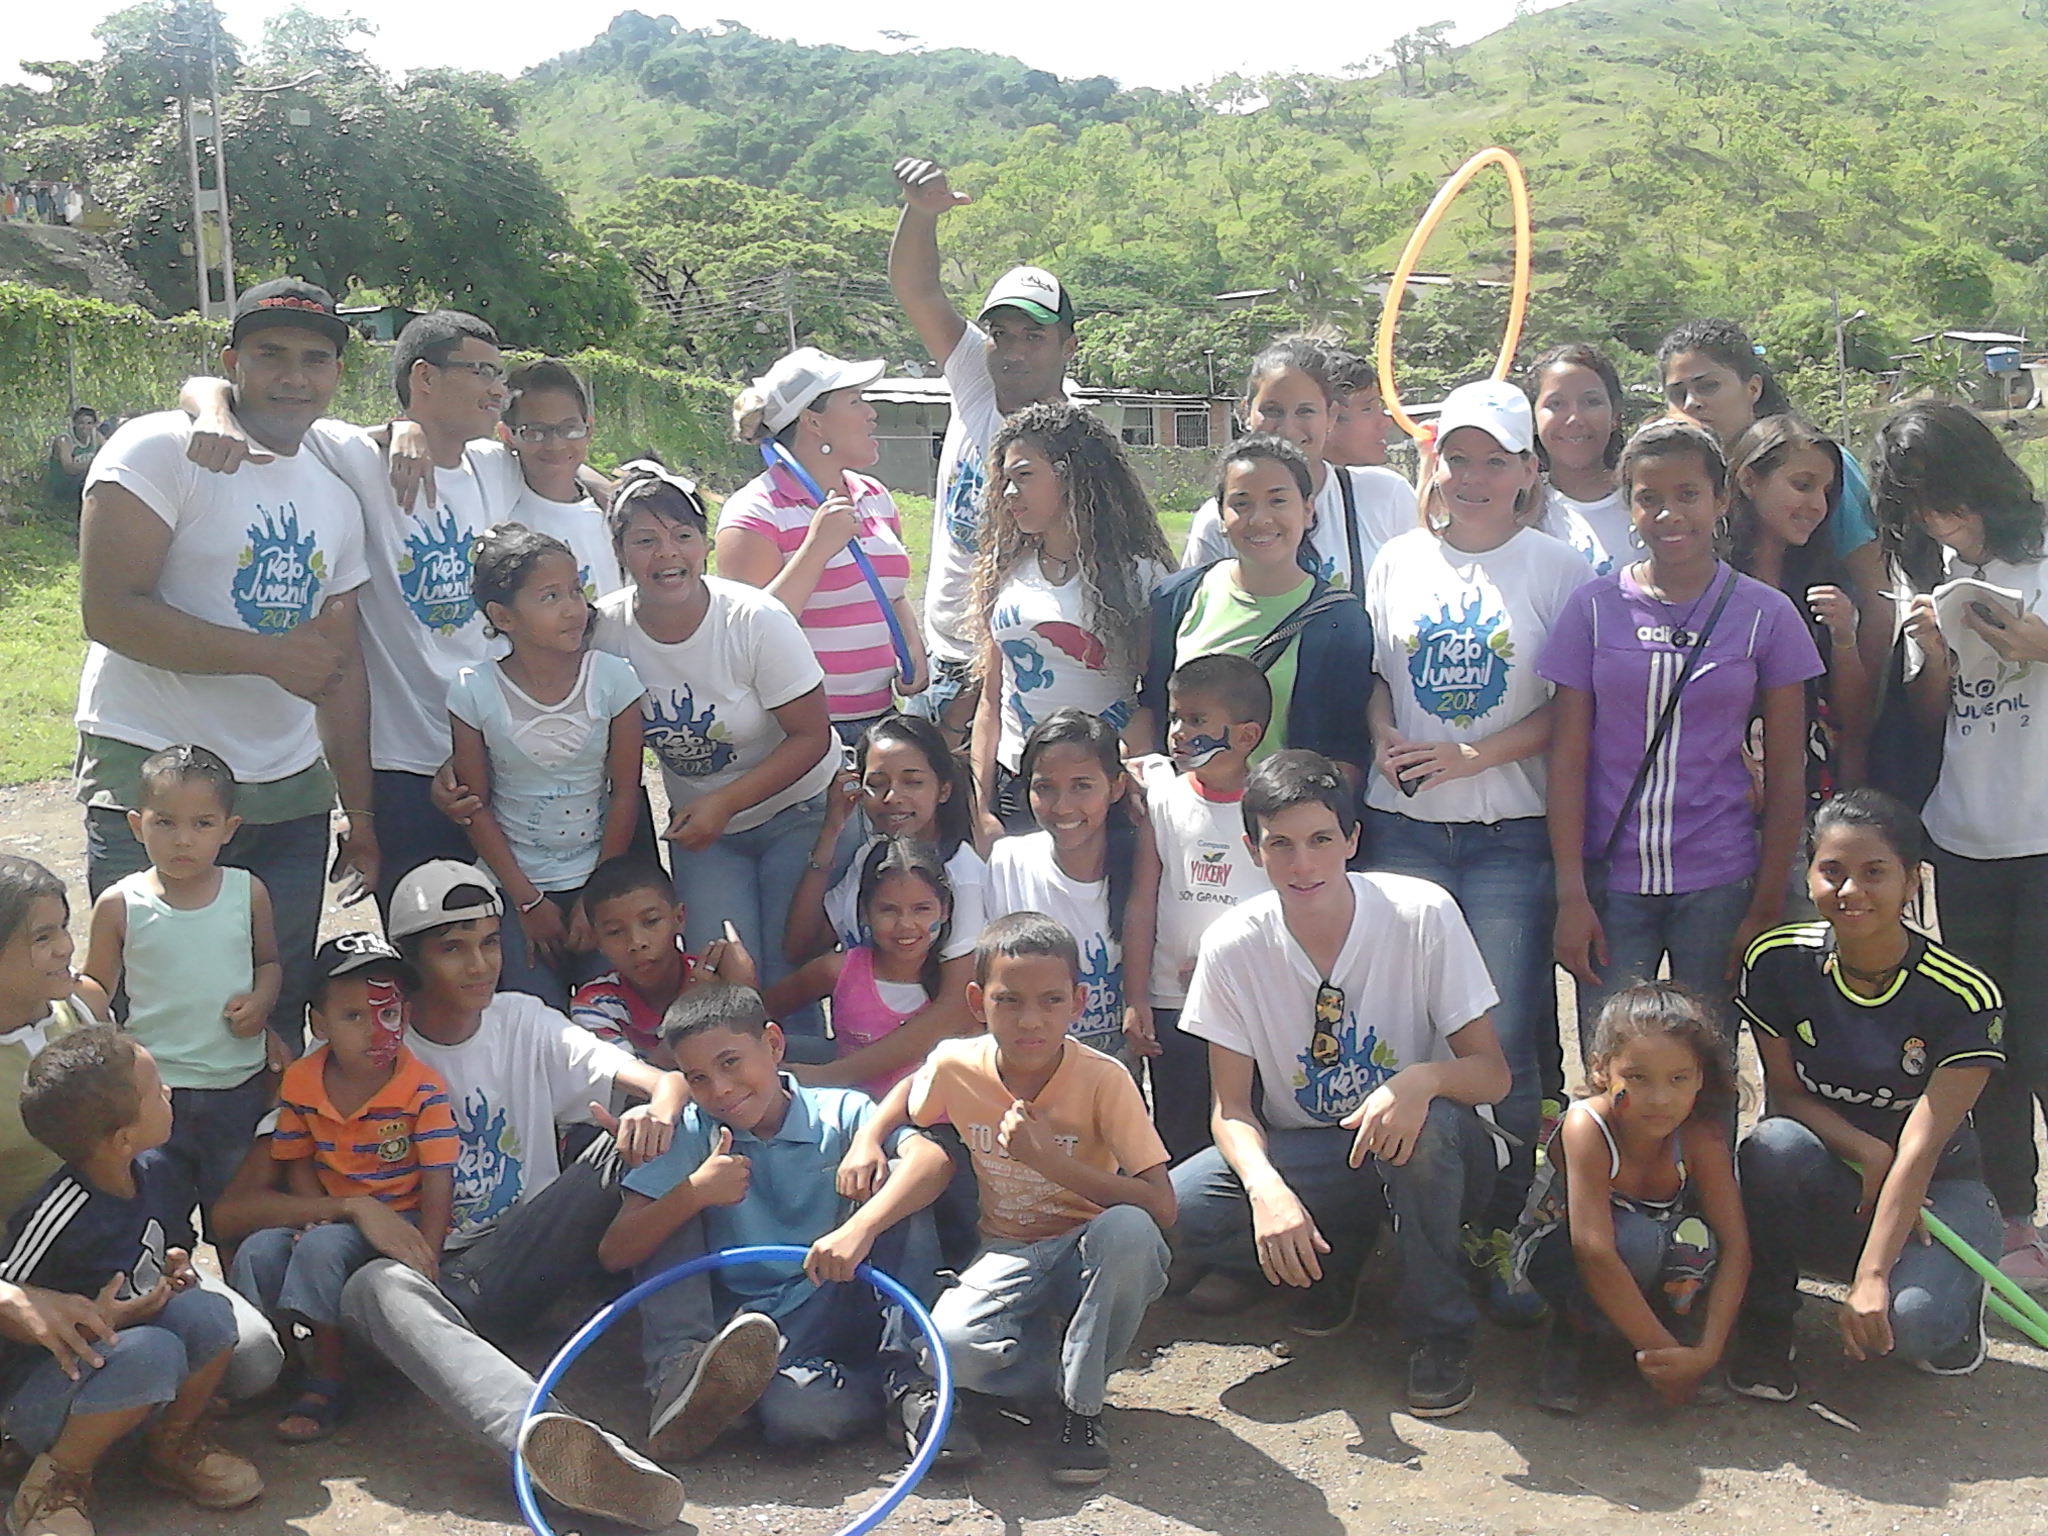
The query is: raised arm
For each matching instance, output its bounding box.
[889,157,972,362]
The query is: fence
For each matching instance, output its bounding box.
[0,283,754,507]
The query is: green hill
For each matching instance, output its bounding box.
[517,0,2048,402]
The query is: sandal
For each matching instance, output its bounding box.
[274,1375,350,1444]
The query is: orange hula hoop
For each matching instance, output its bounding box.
[1374,146,1533,442]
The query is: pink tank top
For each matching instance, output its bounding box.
[832,945,928,1101]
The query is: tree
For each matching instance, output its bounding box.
[1902,245,1995,324]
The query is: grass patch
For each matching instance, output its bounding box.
[0,516,84,786]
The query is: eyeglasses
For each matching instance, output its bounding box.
[510,422,591,443]
[436,359,508,384]
[1310,981,1345,1070]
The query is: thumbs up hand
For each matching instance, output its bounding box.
[268,593,351,702]
[996,1098,1058,1172]
[689,1125,752,1207]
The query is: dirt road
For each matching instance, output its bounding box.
[3,776,2043,1536]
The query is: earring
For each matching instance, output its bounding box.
[1629,527,1646,551]
[818,442,832,456]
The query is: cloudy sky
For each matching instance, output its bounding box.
[6,0,1556,91]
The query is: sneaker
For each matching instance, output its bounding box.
[1286,1267,1365,1337]
[897,1385,982,1467]
[7,1454,95,1536]
[1486,1273,1549,1330]
[518,1413,686,1532]
[647,1312,781,1461]
[1531,1318,1590,1416]
[1049,1409,1111,1486]
[139,1421,263,1510]
[1997,1233,2048,1292]
[1405,1340,1475,1418]
[1183,1269,1262,1316]
[1726,1322,1799,1402]
[1917,1290,1989,1378]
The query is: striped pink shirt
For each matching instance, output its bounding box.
[718,466,912,720]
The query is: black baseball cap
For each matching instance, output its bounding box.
[314,931,417,990]
[230,278,350,351]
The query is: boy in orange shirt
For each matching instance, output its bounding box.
[845,911,1173,1486]
[228,934,456,1442]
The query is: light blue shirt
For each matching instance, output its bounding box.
[622,1075,898,1320]
[1833,453,1876,557]
[446,650,644,891]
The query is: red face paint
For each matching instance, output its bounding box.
[366,976,406,1067]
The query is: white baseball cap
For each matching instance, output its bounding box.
[749,348,885,437]
[977,266,1073,327]
[1435,380,1535,455]
[386,859,503,941]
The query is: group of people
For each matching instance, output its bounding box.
[1,150,2044,1536]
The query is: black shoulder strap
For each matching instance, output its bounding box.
[1599,569,1740,867]
[1249,586,1352,673]
[1335,468,1365,595]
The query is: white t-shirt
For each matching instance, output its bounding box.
[1544,483,1629,573]
[510,486,623,602]
[989,557,1169,772]
[1182,465,1416,591]
[76,412,370,784]
[825,838,990,963]
[1924,555,2048,859]
[593,579,836,834]
[1134,756,1269,1007]
[987,830,1124,1055]
[924,325,1007,667]
[310,425,523,775]
[1181,872,1498,1131]
[1533,492,1613,576]
[405,991,635,1249]
[1364,526,1592,823]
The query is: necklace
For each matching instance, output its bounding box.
[1038,545,1077,582]
[1635,559,1720,647]
[1834,935,1910,988]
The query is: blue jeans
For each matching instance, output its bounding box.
[1739,1117,2001,1366]
[634,1209,938,1446]
[932,1203,1168,1417]
[0,1288,237,1456]
[85,805,326,1057]
[670,792,828,1040]
[370,769,479,919]
[159,1069,273,1252]
[495,887,608,1014]
[1368,811,1553,1228]
[231,1217,404,1329]
[1578,865,1753,1058]
[1523,1204,1720,1332]
[1171,1099,1496,1345]
[1930,845,2048,1218]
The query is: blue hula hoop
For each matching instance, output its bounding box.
[513,1243,953,1536]
[762,441,918,688]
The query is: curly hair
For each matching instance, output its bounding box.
[971,402,1171,681]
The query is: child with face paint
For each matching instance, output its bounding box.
[1129,654,1276,1165]
[228,934,457,1443]
[766,839,955,1100]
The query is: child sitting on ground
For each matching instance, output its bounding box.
[0,855,105,1219]
[596,983,965,1464]
[1508,982,1750,1414]
[1,1027,263,1536]
[1129,653,1275,1164]
[767,838,955,1100]
[82,744,281,1250]
[570,855,756,1064]
[229,933,458,1443]
[846,912,1175,1486]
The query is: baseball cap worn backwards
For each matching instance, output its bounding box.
[977,266,1073,328]
[230,278,350,351]
[386,859,504,942]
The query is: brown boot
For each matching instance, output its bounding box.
[140,1420,263,1510]
[7,1454,96,1536]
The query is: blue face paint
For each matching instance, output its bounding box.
[1173,733,1232,771]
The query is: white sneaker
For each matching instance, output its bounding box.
[519,1412,684,1531]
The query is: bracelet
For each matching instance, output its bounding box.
[516,892,548,914]
[806,855,830,872]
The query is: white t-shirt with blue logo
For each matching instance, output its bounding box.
[1363,525,1592,824]
[510,486,623,603]
[1181,872,1498,1132]
[311,424,522,776]
[593,578,837,835]
[987,830,1125,1059]
[1181,466,1416,593]
[76,411,370,784]
[923,324,1006,668]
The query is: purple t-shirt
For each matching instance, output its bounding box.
[1537,564,1823,896]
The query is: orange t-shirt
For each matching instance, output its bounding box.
[909,1035,1168,1243]
[272,1045,459,1211]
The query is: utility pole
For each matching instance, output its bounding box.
[780,268,798,351]
[172,1,234,318]
[1832,290,1849,442]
